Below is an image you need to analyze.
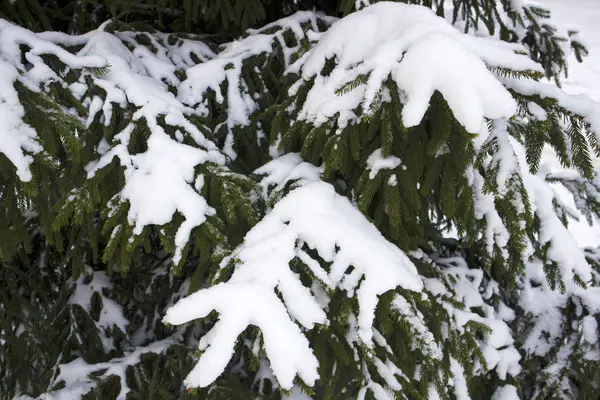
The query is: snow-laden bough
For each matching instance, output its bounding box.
[290,2,542,132]
[164,180,423,389]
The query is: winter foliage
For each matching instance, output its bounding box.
[1,0,600,399]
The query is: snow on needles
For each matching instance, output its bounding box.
[0,18,226,266]
[164,180,423,389]
[178,11,334,159]
[0,18,105,182]
[0,59,42,182]
[291,2,542,132]
[50,337,177,400]
[76,26,225,266]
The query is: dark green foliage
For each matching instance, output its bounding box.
[1,1,600,399]
[0,0,585,83]
[0,0,337,35]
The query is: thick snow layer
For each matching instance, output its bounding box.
[87,127,223,265]
[492,385,519,400]
[0,60,42,181]
[255,153,323,196]
[75,26,225,265]
[0,18,227,266]
[178,34,272,125]
[164,181,423,389]
[180,10,327,107]
[366,149,402,179]
[502,77,600,142]
[0,19,106,74]
[3,1,600,397]
[0,19,107,182]
[291,2,542,132]
[164,282,322,389]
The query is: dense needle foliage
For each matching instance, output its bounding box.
[1,1,600,400]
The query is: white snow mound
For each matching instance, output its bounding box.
[164,180,423,389]
[292,2,543,132]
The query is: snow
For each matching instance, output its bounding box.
[492,385,519,400]
[73,26,225,266]
[292,2,541,132]
[373,357,402,391]
[89,129,221,265]
[484,120,521,195]
[0,19,106,74]
[248,11,336,66]
[117,31,215,72]
[0,59,42,181]
[472,116,594,282]
[165,282,322,389]
[3,0,600,397]
[178,12,333,159]
[540,0,600,102]
[582,315,598,345]
[178,34,272,121]
[254,153,323,196]
[527,171,592,282]
[519,257,600,358]
[0,17,230,266]
[430,254,522,380]
[71,272,129,348]
[0,18,107,182]
[502,77,600,141]
[392,295,442,360]
[450,358,470,400]
[164,180,423,389]
[471,168,510,257]
[535,0,600,248]
[46,337,176,400]
[366,149,402,179]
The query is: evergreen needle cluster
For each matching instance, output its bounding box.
[1,1,599,399]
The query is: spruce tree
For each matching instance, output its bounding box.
[1,1,600,399]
